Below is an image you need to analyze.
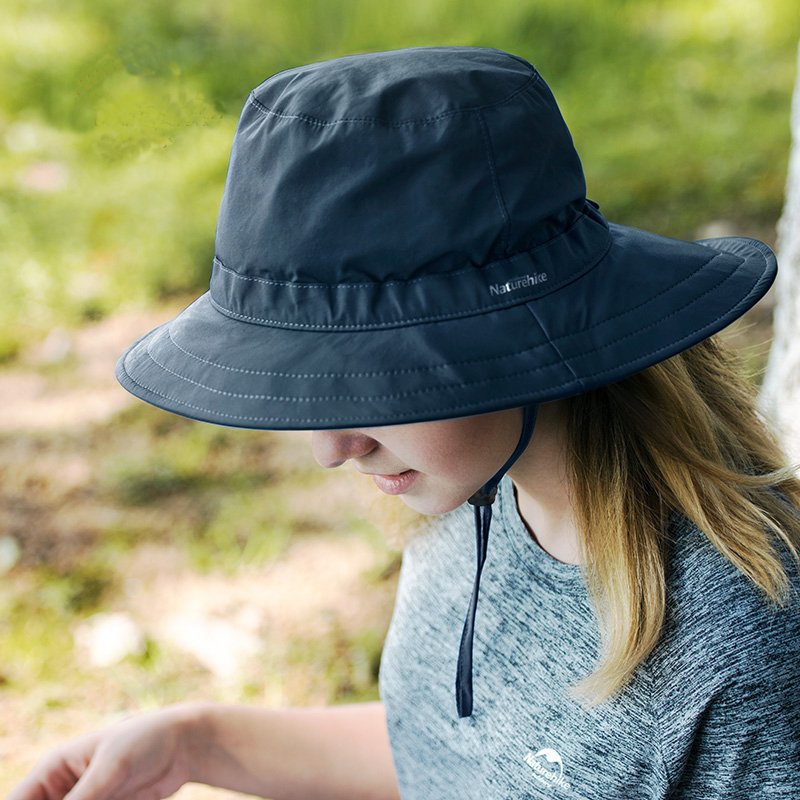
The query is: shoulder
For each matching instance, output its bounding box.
[655,513,800,677]
[643,516,800,796]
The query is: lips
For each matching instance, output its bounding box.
[371,469,419,495]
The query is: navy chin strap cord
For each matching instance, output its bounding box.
[456,404,539,718]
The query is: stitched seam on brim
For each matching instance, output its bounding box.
[143,343,565,402]
[120,361,583,424]
[557,256,750,361]
[166,326,558,378]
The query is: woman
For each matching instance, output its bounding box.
[11,46,800,799]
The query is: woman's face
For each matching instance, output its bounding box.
[311,408,524,515]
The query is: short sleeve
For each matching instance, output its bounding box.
[665,644,800,797]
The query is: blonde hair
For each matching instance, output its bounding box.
[564,335,800,703]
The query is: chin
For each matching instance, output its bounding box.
[399,493,469,516]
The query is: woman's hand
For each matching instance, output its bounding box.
[8,707,193,800]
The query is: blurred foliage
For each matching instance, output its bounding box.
[98,404,355,572]
[0,0,798,362]
[0,401,396,737]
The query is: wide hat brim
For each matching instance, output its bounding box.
[116,225,775,431]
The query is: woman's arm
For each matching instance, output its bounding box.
[188,701,400,800]
[9,701,401,800]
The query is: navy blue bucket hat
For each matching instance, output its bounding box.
[115,46,776,430]
[116,46,777,719]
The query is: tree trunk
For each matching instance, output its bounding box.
[760,40,800,468]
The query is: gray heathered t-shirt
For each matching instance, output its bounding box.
[380,477,800,799]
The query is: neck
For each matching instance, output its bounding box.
[506,401,582,565]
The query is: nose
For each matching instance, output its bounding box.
[311,429,378,468]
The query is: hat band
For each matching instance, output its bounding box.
[209,202,611,331]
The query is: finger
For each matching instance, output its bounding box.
[6,775,47,800]
[62,756,128,800]
[7,755,82,800]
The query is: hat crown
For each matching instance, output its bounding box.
[213,46,596,301]
[252,47,543,123]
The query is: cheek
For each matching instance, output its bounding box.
[411,428,494,481]
[425,437,505,490]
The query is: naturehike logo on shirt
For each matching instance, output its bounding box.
[489,272,548,296]
[524,747,571,791]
